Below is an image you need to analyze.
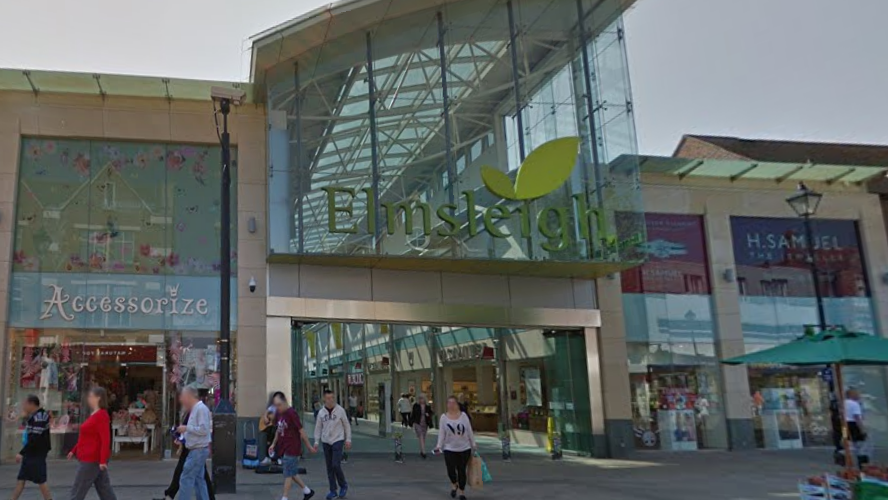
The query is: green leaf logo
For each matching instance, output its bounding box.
[481,136,580,201]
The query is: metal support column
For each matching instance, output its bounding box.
[293,63,305,253]
[291,321,304,409]
[575,0,605,258]
[507,0,526,162]
[366,32,382,251]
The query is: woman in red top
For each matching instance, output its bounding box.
[67,387,118,500]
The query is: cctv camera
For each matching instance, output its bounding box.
[248,276,257,294]
[210,86,246,106]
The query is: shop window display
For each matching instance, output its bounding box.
[2,328,234,460]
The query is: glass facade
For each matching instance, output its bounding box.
[2,138,237,460]
[621,213,727,451]
[294,323,594,455]
[265,0,644,270]
[731,216,888,449]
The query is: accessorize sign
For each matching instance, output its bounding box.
[10,272,236,331]
[40,283,209,321]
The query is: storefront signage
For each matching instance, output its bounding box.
[320,137,642,254]
[438,344,495,363]
[730,217,866,298]
[40,284,209,321]
[368,357,389,372]
[86,345,158,363]
[10,272,236,332]
[621,213,709,295]
[347,373,364,386]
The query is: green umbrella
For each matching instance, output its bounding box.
[722,329,888,470]
[723,330,888,366]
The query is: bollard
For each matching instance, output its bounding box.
[551,433,563,460]
[500,433,512,461]
[393,432,404,463]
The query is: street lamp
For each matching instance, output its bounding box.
[786,182,839,452]
[786,182,826,330]
[210,86,244,494]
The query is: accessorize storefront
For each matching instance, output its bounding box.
[1,138,237,461]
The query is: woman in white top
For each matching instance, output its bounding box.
[397,394,412,427]
[434,396,476,500]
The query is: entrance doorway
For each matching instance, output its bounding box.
[291,322,596,456]
[89,361,163,459]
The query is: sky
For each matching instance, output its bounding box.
[1,0,886,156]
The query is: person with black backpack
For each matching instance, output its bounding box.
[11,394,53,500]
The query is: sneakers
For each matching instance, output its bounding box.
[326,492,338,500]
[260,457,272,466]
[303,489,316,500]
[338,487,348,498]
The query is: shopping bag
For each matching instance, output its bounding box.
[468,454,484,489]
[242,423,260,469]
[479,454,492,484]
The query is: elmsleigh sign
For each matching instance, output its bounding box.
[10,272,236,332]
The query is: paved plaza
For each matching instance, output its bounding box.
[0,420,837,500]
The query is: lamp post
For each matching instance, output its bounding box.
[786,182,840,452]
[785,182,826,330]
[210,88,242,494]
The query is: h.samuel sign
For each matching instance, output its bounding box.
[321,137,634,254]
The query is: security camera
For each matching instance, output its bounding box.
[248,276,257,294]
[210,86,246,106]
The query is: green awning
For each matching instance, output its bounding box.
[632,155,886,185]
[0,68,251,103]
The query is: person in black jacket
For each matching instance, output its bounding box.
[411,394,435,458]
[12,394,53,500]
[160,407,216,500]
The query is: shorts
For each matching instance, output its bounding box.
[282,455,301,478]
[17,455,48,484]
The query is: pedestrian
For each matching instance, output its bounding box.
[433,396,477,500]
[347,393,359,427]
[260,393,282,466]
[314,390,352,500]
[269,392,316,500]
[161,405,215,500]
[411,393,434,459]
[175,386,212,500]
[11,394,52,500]
[397,393,412,427]
[67,386,118,500]
[845,387,869,464]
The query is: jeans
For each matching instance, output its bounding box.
[165,447,215,500]
[323,441,348,493]
[68,461,117,500]
[178,447,210,500]
[443,449,472,491]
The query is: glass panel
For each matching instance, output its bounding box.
[266,0,645,268]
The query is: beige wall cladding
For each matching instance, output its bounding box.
[266,317,292,400]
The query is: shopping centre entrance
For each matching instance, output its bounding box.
[290,322,595,456]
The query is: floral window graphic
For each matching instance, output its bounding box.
[14,138,238,277]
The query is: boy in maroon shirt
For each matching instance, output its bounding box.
[269,393,316,500]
